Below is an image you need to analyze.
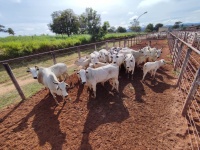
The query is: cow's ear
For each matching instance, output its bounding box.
[35,66,39,70]
[27,67,30,72]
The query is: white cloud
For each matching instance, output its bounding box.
[129,15,138,21]
[128,12,134,15]
[137,0,170,8]
[101,11,108,15]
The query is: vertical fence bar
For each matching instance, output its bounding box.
[124,39,126,47]
[182,68,200,116]
[95,44,97,51]
[131,38,132,47]
[77,47,81,59]
[172,39,178,63]
[3,63,26,100]
[177,48,192,86]
[51,52,57,64]
[106,41,108,50]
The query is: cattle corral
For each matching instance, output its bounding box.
[0,39,193,149]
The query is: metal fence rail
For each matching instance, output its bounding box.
[168,31,200,150]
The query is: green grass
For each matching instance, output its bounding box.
[0,33,139,60]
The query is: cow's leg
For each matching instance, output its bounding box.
[153,69,157,79]
[115,79,119,92]
[131,70,134,80]
[51,93,59,106]
[142,70,147,81]
[92,84,96,98]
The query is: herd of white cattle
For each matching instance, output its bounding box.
[27,45,166,105]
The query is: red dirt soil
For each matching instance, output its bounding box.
[0,40,191,150]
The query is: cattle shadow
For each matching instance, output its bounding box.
[118,66,146,103]
[79,83,130,149]
[13,93,66,150]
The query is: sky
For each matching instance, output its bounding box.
[0,0,200,37]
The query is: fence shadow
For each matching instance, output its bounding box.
[12,94,66,150]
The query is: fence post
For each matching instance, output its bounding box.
[95,44,97,51]
[51,52,57,64]
[77,47,81,59]
[3,63,26,100]
[124,39,126,47]
[182,68,200,116]
[106,41,108,50]
[131,38,132,47]
[172,39,178,63]
[174,33,187,70]
[177,48,192,86]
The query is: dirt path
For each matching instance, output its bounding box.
[0,40,191,149]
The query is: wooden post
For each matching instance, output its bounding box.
[124,39,126,48]
[51,52,57,64]
[131,38,132,47]
[3,63,26,100]
[182,68,200,116]
[177,48,192,86]
[95,44,97,51]
[106,41,108,50]
[77,47,81,59]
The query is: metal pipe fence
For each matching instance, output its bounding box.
[168,31,200,150]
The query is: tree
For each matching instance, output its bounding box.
[102,21,110,34]
[154,23,163,32]
[129,19,141,32]
[48,9,79,36]
[108,26,116,33]
[172,21,182,29]
[129,26,141,32]
[0,25,6,32]
[7,28,15,35]
[81,8,103,41]
[145,23,154,32]
[116,26,126,33]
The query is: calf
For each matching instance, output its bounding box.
[77,64,119,97]
[142,59,166,81]
[74,57,91,69]
[124,54,135,79]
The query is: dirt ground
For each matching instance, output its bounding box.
[0,40,191,150]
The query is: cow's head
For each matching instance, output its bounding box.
[156,48,163,58]
[27,66,39,79]
[76,69,87,84]
[53,81,69,98]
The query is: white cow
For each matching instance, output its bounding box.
[74,57,91,69]
[27,63,69,81]
[124,54,136,79]
[112,53,125,68]
[142,59,166,81]
[77,64,119,97]
[37,67,69,105]
[99,49,110,63]
[90,51,100,65]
